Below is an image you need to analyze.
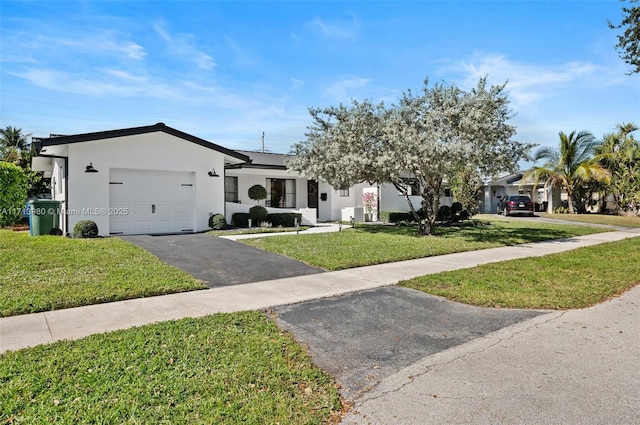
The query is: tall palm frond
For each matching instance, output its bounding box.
[525,130,610,214]
[0,126,30,151]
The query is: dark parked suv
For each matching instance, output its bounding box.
[497,195,534,216]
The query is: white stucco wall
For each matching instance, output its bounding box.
[317,182,367,222]
[65,132,228,235]
[378,183,454,213]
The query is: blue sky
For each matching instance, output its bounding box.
[1,0,638,160]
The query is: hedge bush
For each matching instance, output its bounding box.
[232,212,303,228]
[72,220,99,238]
[208,213,227,230]
[249,205,268,222]
[232,213,250,228]
[267,213,302,227]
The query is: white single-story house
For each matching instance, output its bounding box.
[225,150,459,222]
[224,150,366,224]
[32,123,249,236]
[31,122,567,236]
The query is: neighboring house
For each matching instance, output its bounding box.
[480,173,562,213]
[32,123,249,236]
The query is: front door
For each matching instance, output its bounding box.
[307,180,318,217]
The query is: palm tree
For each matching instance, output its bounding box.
[0,126,30,150]
[524,130,611,214]
[596,123,640,214]
[0,126,32,165]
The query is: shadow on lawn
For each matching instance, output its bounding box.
[354,221,587,246]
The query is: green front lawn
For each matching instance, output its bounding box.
[241,220,609,271]
[538,212,640,228]
[401,236,640,310]
[0,312,342,424]
[0,231,206,317]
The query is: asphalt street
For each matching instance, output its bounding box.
[273,286,545,399]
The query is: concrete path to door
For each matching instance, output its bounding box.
[120,233,323,287]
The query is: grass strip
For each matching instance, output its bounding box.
[0,312,342,424]
[0,231,206,317]
[241,220,609,271]
[538,213,640,228]
[400,236,640,310]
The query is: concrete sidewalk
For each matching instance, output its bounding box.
[220,222,348,240]
[2,228,638,353]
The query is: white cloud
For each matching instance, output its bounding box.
[10,68,181,98]
[120,41,147,60]
[224,37,256,67]
[304,16,359,40]
[2,27,147,63]
[325,77,371,101]
[102,69,148,84]
[153,22,216,70]
[443,53,598,107]
[290,78,305,89]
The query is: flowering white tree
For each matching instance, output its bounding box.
[287,77,534,235]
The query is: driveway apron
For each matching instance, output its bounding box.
[272,286,545,399]
[120,233,324,287]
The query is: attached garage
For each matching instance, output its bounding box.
[33,123,250,236]
[109,169,195,235]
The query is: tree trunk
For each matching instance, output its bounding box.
[392,180,428,235]
[566,186,576,214]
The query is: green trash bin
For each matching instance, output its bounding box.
[29,199,62,236]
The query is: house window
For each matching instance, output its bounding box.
[56,162,64,195]
[225,176,238,202]
[266,178,296,208]
[444,188,452,197]
[340,188,349,197]
[399,178,420,196]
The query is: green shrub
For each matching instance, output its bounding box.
[437,205,451,222]
[73,220,99,238]
[248,184,267,202]
[554,206,570,214]
[208,213,227,230]
[267,213,302,227]
[232,213,250,228]
[0,162,28,227]
[388,211,415,223]
[451,202,463,215]
[249,205,268,223]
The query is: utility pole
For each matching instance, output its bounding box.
[261,131,265,153]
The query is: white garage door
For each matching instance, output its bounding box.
[109,169,194,235]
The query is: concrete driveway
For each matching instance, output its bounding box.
[120,233,323,287]
[272,286,545,399]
